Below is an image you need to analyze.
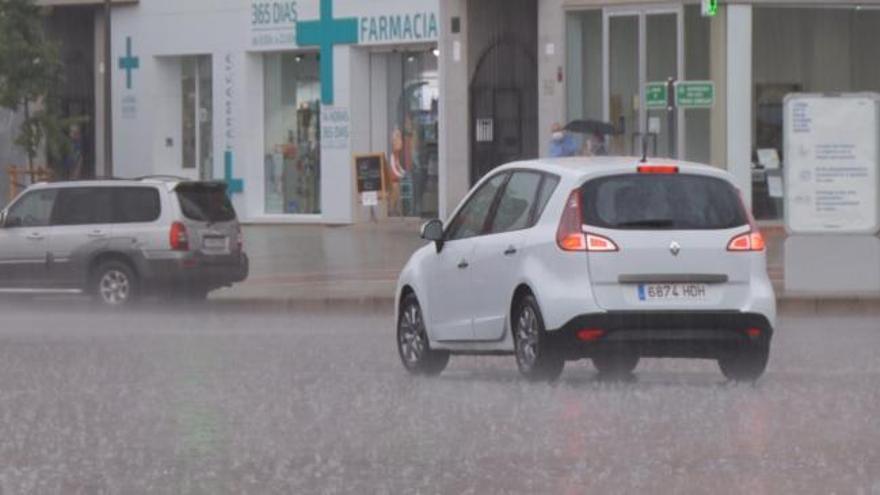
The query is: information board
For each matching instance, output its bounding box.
[354,153,386,195]
[784,93,880,234]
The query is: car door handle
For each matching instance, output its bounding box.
[457,259,469,269]
[88,230,107,238]
[26,233,43,241]
[503,246,517,256]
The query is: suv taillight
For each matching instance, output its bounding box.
[236,226,243,251]
[170,222,189,251]
[727,231,765,252]
[556,189,619,252]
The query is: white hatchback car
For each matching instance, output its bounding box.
[395,157,776,381]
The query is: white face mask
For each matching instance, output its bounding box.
[552,131,565,141]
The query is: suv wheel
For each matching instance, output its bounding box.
[513,294,564,382]
[718,344,769,382]
[592,352,639,378]
[397,294,449,376]
[93,261,138,307]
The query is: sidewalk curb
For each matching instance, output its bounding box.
[208,296,396,312]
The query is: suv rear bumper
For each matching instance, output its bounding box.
[138,252,249,290]
[546,311,773,360]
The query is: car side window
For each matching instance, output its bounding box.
[114,187,161,223]
[446,172,509,241]
[533,174,560,223]
[52,188,115,226]
[488,172,543,234]
[6,189,58,228]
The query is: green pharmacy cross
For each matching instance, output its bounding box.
[296,0,359,104]
[118,36,140,90]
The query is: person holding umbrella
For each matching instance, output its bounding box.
[548,122,580,157]
[562,119,619,156]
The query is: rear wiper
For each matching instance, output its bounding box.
[613,219,676,228]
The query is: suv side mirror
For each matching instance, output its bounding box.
[420,219,445,253]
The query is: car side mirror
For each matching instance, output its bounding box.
[420,219,445,253]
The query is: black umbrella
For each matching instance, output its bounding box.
[564,119,621,136]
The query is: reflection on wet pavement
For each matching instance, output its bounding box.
[0,303,877,493]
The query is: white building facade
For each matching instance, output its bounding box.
[111,0,439,223]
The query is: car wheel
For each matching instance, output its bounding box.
[93,261,138,307]
[513,294,564,382]
[592,352,639,378]
[718,344,769,382]
[397,294,449,376]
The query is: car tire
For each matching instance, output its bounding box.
[592,352,639,378]
[513,294,564,382]
[718,344,769,382]
[397,294,450,376]
[92,260,138,307]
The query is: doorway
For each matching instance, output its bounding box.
[470,39,538,184]
[603,6,683,158]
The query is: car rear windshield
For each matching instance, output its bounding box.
[581,174,748,230]
[176,183,237,223]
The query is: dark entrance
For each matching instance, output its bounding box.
[468,0,538,185]
[47,7,96,180]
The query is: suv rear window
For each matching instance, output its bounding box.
[581,174,748,230]
[176,183,236,223]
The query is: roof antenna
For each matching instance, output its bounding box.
[640,134,649,163]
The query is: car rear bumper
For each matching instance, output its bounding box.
[138,252,249,290]
[546,311,773,360]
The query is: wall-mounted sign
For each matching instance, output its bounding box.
[785,93,880,234]
[359,11,439,45]
[354,153,387,201]
[321,106,350,150]
[645,82,668,109]
[476,118,494,143]
[675,81,715,108]
[250,1,301,50]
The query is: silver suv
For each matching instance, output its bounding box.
[0,178,249,306]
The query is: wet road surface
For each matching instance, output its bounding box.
[0,302,878,494]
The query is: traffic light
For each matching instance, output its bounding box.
[702,0,718,17]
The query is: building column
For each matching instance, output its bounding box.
[94,8,108,177]
[438,0,470,220]
[726,5,753,205]
[538,0,566,158]
[709,5,727,169]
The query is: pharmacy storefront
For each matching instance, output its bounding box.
[111,0,439,223]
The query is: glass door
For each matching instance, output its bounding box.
[603,6,683,158]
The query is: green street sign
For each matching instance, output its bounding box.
[702,0,718,17]
[675,81,715,108]
[645,82,668,109]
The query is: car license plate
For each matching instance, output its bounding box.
[202,236,228,250]
[638,283,707,301]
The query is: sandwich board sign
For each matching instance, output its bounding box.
[784,93,880,234]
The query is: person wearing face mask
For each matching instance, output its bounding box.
[548,122,579,158]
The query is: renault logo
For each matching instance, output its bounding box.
[669,241,681,256]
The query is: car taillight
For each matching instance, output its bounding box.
[586,233,618,252]
[170,222,189,251]
[576,329,605,342]
[556,189,619,252]
[637,165,679,174]
[730,190,765,252]
[236,226,244,251]
[557,189,587,251]
[727,231,765,252]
